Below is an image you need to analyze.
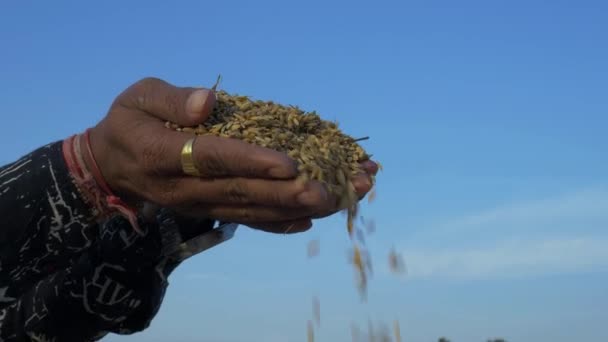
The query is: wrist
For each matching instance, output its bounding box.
[87,125,126,200]
[62,129,143,235]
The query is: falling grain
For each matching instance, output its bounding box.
[360,216,376,235]
[388,248,407,275]
[312,296,321,326]
[394,320,402,342]
[351,245,372,300]
[307,239,320,258]
[351,323,361,342]
[368,188,377,203]
[307,320,315,342]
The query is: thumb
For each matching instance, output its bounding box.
[118,77,216,126]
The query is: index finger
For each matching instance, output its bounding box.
[165,130,299,179]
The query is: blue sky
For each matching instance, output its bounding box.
[1,1,607,341]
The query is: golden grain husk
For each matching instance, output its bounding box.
[167,90,372,213]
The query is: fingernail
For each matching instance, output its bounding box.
[269,164,297,179]
[353,175,372,193]
[358,173,372,186]
[186,89,213,120]
[362,160,378,173]
[268,157,299,179]
[297,191,318,206]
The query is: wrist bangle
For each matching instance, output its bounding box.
[62,130,143,235]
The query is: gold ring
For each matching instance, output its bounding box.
[181,137,201,176]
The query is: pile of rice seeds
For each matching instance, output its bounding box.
[167,85,403,341]
[166,89,373,227]
[166,91,369,209]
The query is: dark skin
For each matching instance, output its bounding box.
[89,78,378,234]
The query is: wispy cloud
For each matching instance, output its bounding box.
[425,185,608,236]
[403,237,608,279]
[397,185,608,279]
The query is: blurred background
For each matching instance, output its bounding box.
[1,1,607,341]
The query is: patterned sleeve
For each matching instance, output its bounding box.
[0,141,215,340]
[0,141,98,304]
[0,214,177,341]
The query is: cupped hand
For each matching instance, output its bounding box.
[89,78,377,234]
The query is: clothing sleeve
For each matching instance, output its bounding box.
[0,212,215,341]
[0,141,216,340]
[0,215,170,341]
[0,141,99,306]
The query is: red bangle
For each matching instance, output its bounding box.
[82,129,115,196]
[62,135,106,216]
[62,130,143,235]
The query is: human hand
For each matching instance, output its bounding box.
[88,78,376,233]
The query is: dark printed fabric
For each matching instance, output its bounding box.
[0,216,169,341]
[0,141,98,307]
[0,141,214,341]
